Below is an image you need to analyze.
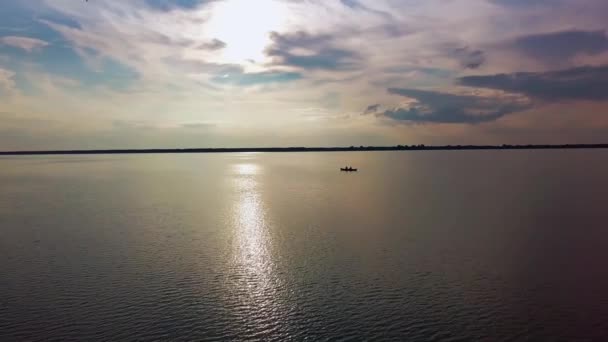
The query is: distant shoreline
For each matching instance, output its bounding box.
[1,144,608,156]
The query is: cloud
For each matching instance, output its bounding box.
[363,104,380,114]
[0,36,49,52]
[266,31,362,71]
[0,68,16,94]
[490,0,559,7]
[340,0,393,20]
[211,70,302,86]
[198,38,226,51]
[180,122,217,129]
[168,58,303,88]
[510,30,608,66]
[451,47,485,69]
[144,0,207,11]
[378,88,531,124]
[38,3,218,82]
[459,65,608,101]
[3,0,608,149]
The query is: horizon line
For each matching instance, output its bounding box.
[2,144,608,156]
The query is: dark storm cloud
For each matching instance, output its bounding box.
[511,30,608,64]
[266,31,362,71]
[459,65,608,101]
[379,88,530,124]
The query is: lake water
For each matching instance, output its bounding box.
[2,151,608,341]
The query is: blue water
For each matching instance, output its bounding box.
[2,151,608,341]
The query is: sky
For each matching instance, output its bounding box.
[0,0,607,149]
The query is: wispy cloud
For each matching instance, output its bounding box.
[339,0,393,20]
[211,70,302,86]
[0,36,49,52]
[0,67,16,94]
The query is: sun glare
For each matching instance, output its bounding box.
[205,0,288,66]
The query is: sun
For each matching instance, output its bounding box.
[205,0,289,66]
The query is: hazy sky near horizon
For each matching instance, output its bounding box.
[1,0,608,149]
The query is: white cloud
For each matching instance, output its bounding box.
[0,36,49,52]
[0,68,16,93]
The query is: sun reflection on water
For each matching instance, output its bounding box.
[235,178,269,276]
[231,160,282,321]
[235,163,259,177]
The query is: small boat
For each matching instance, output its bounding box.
[340,167,358,172]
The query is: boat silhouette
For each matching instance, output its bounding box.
[340,167,358,172]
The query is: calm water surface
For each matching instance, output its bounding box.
[2,151,608,341]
